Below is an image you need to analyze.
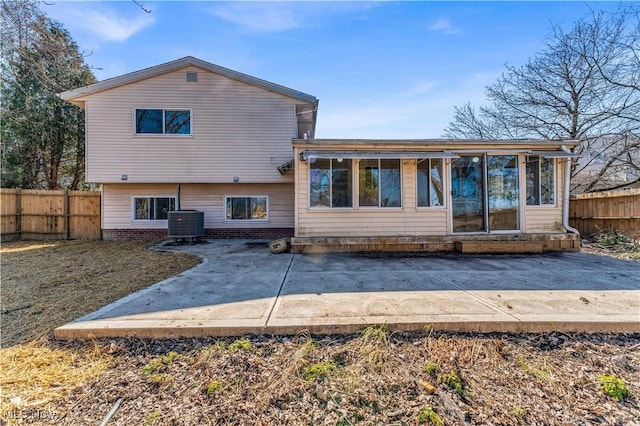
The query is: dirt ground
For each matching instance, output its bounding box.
[0,239,200,347]
[1,239,639,425]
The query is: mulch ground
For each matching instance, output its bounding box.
[1,239,639,425]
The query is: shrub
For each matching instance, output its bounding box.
[417,405,443,425]
[599,374,628,402]
[304,362,335,381]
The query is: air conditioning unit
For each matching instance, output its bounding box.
[167,210,204,242]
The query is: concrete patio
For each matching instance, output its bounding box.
[55,239,640,339]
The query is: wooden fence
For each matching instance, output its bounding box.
[1,187,637,241]
[1,188,101,241]
[569,188,640,237]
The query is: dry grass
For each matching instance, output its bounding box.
[1,239,200,347]
[0,339,114,418]
[581,230,640,261]
[0,239,199,422]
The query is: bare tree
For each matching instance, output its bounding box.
[444,7,640,192]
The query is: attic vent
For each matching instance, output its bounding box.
[186,71,198,82]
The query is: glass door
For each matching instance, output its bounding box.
[452,155,521,233]
[452,156,485,233]
[487,155,520,231]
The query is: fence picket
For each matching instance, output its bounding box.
[569,188,640,237]
[1,189,100,241]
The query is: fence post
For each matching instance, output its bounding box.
[64,190,70,240]
[15,188,22,240]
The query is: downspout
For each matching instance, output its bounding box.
[561,145,580,235]
[177,184,181,211]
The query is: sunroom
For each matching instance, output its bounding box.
[291,139,581,253]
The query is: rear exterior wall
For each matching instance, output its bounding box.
[294,150,567,238]
[82,66,307,184]
[101,183,294,240]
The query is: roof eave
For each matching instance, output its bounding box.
[293,138,581,148]
[59,56,317,104]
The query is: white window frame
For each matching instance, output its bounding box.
[308,158,354,209]
[357,158,403,209]
[131,196,177,221]
[224,195,270,222]
[416,158,446,209]
[133,108,193,136]
[526,155,556,207]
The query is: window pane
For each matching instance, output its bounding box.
[540,158,555,204]
[380,159,401,207]
[359,159,379,207]
[250,197,267,219]
[430,159,444,206]
[452,156,485,233]
[135,198,149,220]
[487,155,519,231]
[231,198,248,219]
[136,109,163,134]
[332,159,352,208]
[226,197,267,220]
[225,198,233,219]
[417,160,429,207]
[310,159,330,207]
[526,157,540,205]
[154,198,172,220]
[165,110,191,134]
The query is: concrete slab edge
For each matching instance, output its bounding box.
[54,320,640,340]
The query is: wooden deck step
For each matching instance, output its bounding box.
[455,241,544,254]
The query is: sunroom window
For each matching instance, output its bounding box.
[358,159,401,207]
[310,158,352,208]
[134,197,176,220]
[526,156,555,205]
[417,158,444,207]
[225,196,268,221]
[135,109,191,135]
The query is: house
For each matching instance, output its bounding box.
[60,56,317,240]
[61,56,580,252]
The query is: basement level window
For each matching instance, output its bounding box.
[133,196,176,220]
[225,196,269,221]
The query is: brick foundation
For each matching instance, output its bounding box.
[102,228,293,241]
[204,228,293,239]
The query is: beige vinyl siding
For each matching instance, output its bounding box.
[102,183,293,230]
[523,157,565,233]
[83,66,308,184]
[295,158,448,237]
[294,146,570,237]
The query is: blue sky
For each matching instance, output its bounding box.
[46,1,626,138]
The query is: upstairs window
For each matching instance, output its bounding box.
[135,109,191,135]
[417,158,444,207]
[133,196,176,220]
[358,159,401,207]
[310,158,353,208]
[526,156,555,205]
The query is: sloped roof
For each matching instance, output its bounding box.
[59,56,318,105]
